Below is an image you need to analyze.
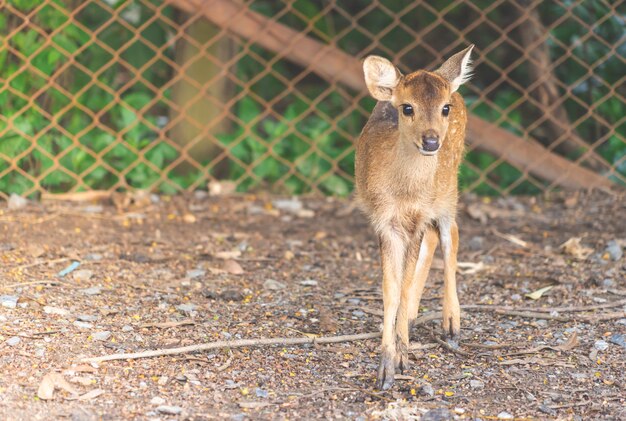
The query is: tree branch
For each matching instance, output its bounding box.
[170,0,614,190]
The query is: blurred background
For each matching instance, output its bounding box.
[0,0,624,199]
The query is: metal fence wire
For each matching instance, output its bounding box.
[1,0,624,199]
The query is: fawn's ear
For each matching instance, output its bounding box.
[436,44,474,93]
[363,56,402,101]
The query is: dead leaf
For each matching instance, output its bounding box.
[37,372,80,400]
[525,285,554,300]
[555,332,579,351]
[66,388,105,401]
[223,259,244,275]
[457,261,486,275]
[214,250,242,260]
[559,237,593,259]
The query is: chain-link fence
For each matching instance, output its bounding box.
[1,0,624,199]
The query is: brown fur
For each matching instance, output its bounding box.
[355,46,473,390]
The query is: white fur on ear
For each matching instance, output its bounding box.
[363,56,401,101]
[436,44,474,93]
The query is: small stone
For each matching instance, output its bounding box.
[255,388,268,398]
[176,303,197,314]
[0,295,19,309]
[617,319,626,326]
[84,253,103,261]
[469,379,484,389]
[606,241,623,261]
[186,269,206,279]
[7,193,28,210]
[77,314,98,322]
[419,383,435,397]
[73,321,93,329]
[92,331,111,341]
[497,411,514,420]
[352,310,365,318]
[422,408,452,421]
[263,279,286,290]
[121,325,133,332]
[468,236,485,251]
[156,405,182,415]
[609,333,626,349]
[81,287,102,296]
[300,279,318,286]
[602,278,615,288]
[511,293,522,301]
[157,376,168,385]
[182,213,196,224]
[150,396,166,405]
[347,298,361,305]
[43,306,70,316]
[6,336,21,346]
[594,340,609,351]
[220,289,244,302]
[73,270,93,282]
[272,198,302,213]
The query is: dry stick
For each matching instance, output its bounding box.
[171,0,614,191]
[81,332,381,363]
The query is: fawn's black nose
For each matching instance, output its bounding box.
[422,136,440,152]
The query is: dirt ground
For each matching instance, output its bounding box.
[0,190,624,420]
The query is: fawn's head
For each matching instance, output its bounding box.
[363,45,474,156]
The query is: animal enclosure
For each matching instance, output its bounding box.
[1,0,624,198]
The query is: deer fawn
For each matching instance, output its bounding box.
[355,45,474,390]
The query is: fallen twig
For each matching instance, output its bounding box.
[81,332,382,363]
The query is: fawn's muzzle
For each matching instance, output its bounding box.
[421,136,440,154]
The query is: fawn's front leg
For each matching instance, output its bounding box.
[395,226,439,373]
[377,229,405,390]
[439,219,461,339]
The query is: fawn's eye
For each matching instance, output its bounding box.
[401,104,414,116]
[442,104,451,117]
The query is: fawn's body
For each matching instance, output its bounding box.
[355,46,473,390]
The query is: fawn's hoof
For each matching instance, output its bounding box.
[395,340,409,373]
[376,351,395,390]
[442,314,461,340]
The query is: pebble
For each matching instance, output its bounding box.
[422,408,452,421]
[606,240,623,261]
[77,314,98,322]
[352,310,366,318]
[122,325,133,332]
[511,293,522,301]
[84,253,103,261]
[73,321,93,329]
[0,295,19,309]
[8,193,28,210]
[43,306,70,316]
[420,383,435,397]
[255,388,268,398]
[156,405,183,415]
[594,340,609,351]
[601,278,615,288]
[186,269,206,279]
[300,279,318,286]
[263,279,286,290]
[73,269,94,282]
[609,333,626,349]
[617,319,626,326]
[469,379,484,389]
[347,298,361,305]
[6,336,21,346]
[176,303,197,314]
[220,290,244,302]
[150,396,165,405]
[272,198,302,213]
[468,236,485,251]
[92,331,111,341]
[497,411,514,419]
[81,287,102,296]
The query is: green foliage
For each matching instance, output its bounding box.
[0,0,623,197]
